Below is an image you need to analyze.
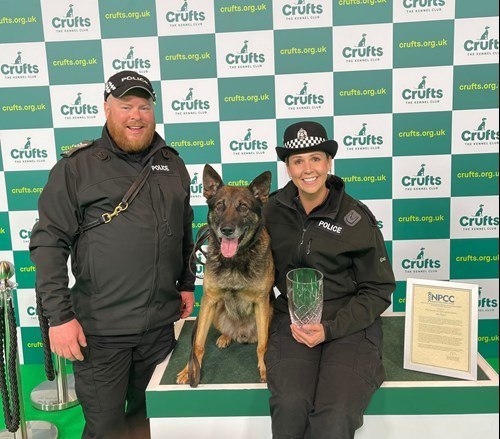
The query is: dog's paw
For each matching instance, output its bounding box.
[258,361,267,383]
[259,370,267,383]
[176,367,189,385]
[216,334,232,349]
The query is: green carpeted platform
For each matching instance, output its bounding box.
[161,316,488,385]
[147,316,498,418]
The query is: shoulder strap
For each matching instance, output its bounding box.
[61,140,94,158]
[78,157,153,234]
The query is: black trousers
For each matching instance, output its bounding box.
[73,324,175,439]
[265,313,385,439]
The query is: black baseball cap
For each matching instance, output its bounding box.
[104,70,156,102]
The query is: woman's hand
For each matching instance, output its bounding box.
[290,323,325,348]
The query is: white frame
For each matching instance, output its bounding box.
[403,278,479,381]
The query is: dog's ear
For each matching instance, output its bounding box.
[203,164,224,200]
[249,171,272,203]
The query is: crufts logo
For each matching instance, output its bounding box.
[461,117,499,143]
[402,248,441,270]
[402,0,445,10]
[60,92,98,116]
[464,26,499,53]
[10,137,48,160]
[282,0,323,17]
[401,163,442,188]
[171,88,210,112]
[285,82,324,107]
[225,40,265,67]
[190,172,203,195]
[112,46,151,71]
[402,75,443,102]
[166,1,205,23]
[343,123,383,148]
[478,287,498,309]
[229,128,268,153]
[342,34,383,61]
[1,51,39,77]
[459,204,499,228]
[51,4,91,30]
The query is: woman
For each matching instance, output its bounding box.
[263,121,396,439]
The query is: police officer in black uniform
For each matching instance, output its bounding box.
[30,71,195,439]
[263,121,396,439]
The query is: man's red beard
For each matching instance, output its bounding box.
[107,118,155,153]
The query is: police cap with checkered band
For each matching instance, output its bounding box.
[276,121,338,161]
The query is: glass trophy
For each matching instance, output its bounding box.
[286,268,324,326]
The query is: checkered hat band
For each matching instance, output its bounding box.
[284,136,327,149]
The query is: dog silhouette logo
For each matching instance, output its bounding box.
[480,26,490,40]
[416,164,426,176]
[417,76,427,89]
[416,248,425,259]
[358,123,367,136]
[477,118,487,131]
[358,33,367,47]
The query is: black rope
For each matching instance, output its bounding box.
[36,289,55,381]
[0,299,21,432]
[189,225,210,280]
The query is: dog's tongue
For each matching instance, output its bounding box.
[221,238,239,258]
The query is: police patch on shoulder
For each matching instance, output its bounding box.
[315,219,344,236]
[344,210,362,227]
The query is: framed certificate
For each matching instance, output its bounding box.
[403,278,479,381]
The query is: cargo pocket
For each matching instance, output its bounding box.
[73,345,101,412]
[353,322,385,389]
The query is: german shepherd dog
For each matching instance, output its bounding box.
[176,165,274,387]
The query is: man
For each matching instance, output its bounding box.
[30,70,195,438]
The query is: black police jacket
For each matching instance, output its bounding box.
[30,127,195,336]
[263,175,395,341]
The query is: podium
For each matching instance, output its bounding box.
[146,315,499,439]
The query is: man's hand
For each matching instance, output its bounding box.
[180,291,195,318]
[49,319,87,361]
[290,323,325,348]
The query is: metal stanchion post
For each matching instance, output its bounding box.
[0,261,58,439]
[30,354,78,411]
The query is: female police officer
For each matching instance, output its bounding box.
[263,121,396,439]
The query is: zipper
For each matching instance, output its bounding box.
[145,180,159,331]
[157,184,173,237]
[297,221,312,264]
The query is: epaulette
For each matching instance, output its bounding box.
[61,140,94,158]
[164,145,179,156]
[357,201,378,227]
